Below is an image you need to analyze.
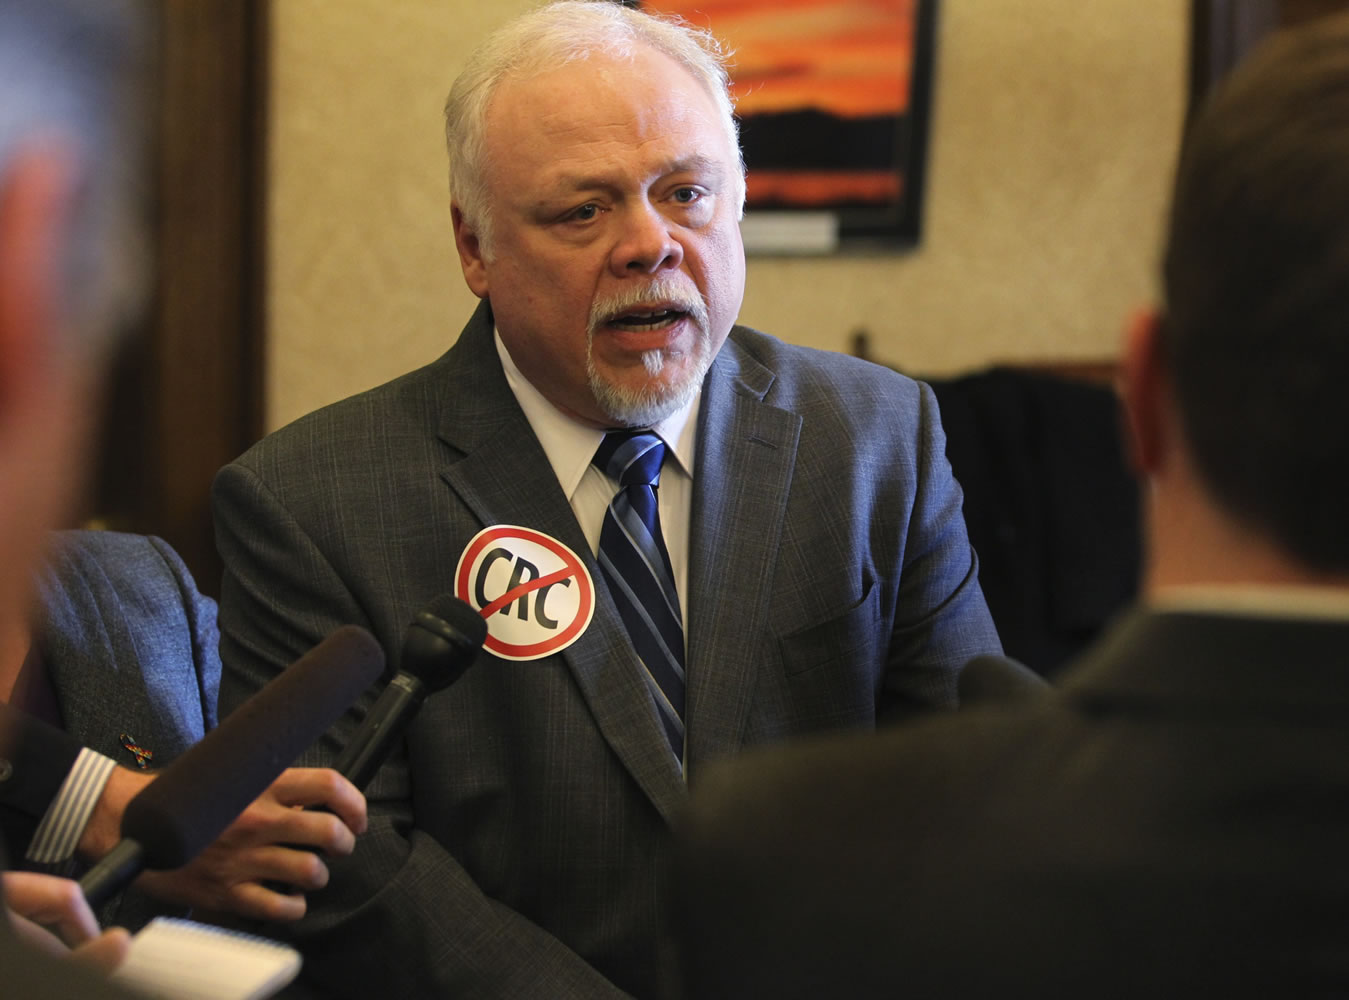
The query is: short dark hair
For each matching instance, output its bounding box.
[1162,12,1349,572]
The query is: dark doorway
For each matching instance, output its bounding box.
[89,0,268,597]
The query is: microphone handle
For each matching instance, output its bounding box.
[257,673,427,897]
[80,840,145,909]
[78,625,384,907]
[334,673,426,790]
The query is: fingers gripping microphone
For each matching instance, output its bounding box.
[80,625,385,908]
[253,596,485,902]
[335,594,487,790]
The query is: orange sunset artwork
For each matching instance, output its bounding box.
[642,0,919,209]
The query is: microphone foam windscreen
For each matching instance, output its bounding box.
[401,594,487,691]
[423,593,488,647]
[122,624,385,869]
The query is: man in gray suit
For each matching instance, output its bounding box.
[674,13,1349,998]
[213,1,1000,995]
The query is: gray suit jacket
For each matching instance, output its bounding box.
[0,530,219,928]
[213,301,1000,998]
[676,608,1349,997]
[38,530,220,766]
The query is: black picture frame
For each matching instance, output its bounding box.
[636,0,940,254]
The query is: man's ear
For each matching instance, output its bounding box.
[1118,307,1169,478]
[451,203,489,300]
[0,144,78,417]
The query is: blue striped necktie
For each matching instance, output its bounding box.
[593,430,686,763]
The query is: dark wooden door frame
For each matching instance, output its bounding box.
[94,0,267,596]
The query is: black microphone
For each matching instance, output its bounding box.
[956,653,1048,706]
[80,624,385,908]
[334,594,486,790]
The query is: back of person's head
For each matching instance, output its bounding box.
[1162,12,1349,572]
[443,0,746,257]
[0,0,150,355]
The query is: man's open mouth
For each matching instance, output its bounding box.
[606,308,687,332]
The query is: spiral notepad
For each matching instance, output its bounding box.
[111,917,301,1000]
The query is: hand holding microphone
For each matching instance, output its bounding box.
[79,625,385,909]
[78,597,486,915]
[246,594,486,904]
[131,766,369,921]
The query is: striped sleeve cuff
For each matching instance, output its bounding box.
[25,748,118,864]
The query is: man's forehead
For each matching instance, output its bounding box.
[483,50,732,179]
[488,44,714,129]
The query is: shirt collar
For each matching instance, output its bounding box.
[494,329,698,499]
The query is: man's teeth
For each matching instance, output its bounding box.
[611,310,681,330]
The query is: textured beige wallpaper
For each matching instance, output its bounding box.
[267,0,1187,430]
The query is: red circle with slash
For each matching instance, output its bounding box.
[455,525,595,661]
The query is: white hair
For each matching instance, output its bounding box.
[443,0,746,259]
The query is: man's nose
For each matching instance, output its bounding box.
[611,204,684,276]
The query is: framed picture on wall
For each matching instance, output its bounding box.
[636,0,940,254]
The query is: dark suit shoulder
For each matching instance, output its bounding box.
[727,324,920,391]
[232,303,516,491]
[709,695,1067,801]
[720,323,940,479]
[38,531,213,655]
[240,349,457,464]
[44,528,175,577]
[724,324,928,424]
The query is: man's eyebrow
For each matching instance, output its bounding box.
[664,154,727,178]
[542,173,620,197]
[543,155,729,196]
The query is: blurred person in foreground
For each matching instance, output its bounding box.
[0,0,365,985]
[674,13,1349,998]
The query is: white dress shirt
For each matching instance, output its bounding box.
[26,747,116,864]
[494,331,697,632]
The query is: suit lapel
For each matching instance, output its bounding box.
[685,333,801,765]
[436,303,686,820]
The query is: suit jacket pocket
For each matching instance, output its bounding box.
[778,578,880,677]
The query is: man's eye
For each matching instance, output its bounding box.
[569,204,600,222]
[673,187,701,204]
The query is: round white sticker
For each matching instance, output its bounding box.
[454,525,595,661]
